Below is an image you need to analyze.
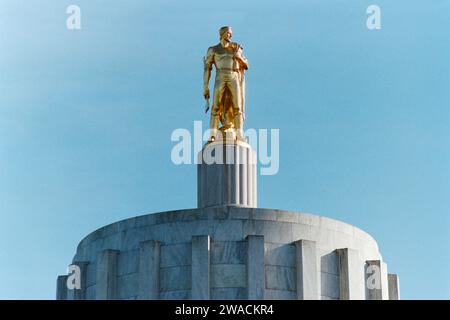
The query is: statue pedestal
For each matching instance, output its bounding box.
[197,140,257,208]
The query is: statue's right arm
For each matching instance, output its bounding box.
[203,47,214,99]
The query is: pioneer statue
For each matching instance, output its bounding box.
[203,26,249,142]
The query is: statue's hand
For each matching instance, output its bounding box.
[203,87,210,100]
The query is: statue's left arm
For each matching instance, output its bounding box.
[234,44,248,70]
[233,44,248,121]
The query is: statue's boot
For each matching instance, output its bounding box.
[209,115,220,142]
[235,114,245,142]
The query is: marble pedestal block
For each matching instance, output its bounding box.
[197,140,257,208]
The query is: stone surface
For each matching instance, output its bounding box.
[57,206,395,300]
[211,264,246,288]
[118,273,138,300]
[85,285,95,300]
[380,261,389,300]
[56,275,68,300]
[265,243,296,267]
[265,289,296,300]
[118,250,139,276]
[246,235,265,299]
[388,274,400,300]
[338,248,365,300]
[160,266,191,292]
[138,240,160,300]
[211,241,246,264]
[191,235,211,299]
[321,272,340,299]
[211,288,246,300]
[320,251,339,275]
[295,240,319,300]
[160,243,191,267]
[265,265,296,291]
[160,290,190,300]
[198,141,257,208]
[96,250,119,300]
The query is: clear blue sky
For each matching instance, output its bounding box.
[0,0,448,299]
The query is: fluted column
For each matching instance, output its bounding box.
[198,140,257,208]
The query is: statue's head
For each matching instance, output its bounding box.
[219,26,233,42]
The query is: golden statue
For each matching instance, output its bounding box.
[203,26,249,142]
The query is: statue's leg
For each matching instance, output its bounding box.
[210,79,226,142]
[209,113,220,142]
[222,88,233,129]
[234,113,244,141]
[229,74,244,140]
